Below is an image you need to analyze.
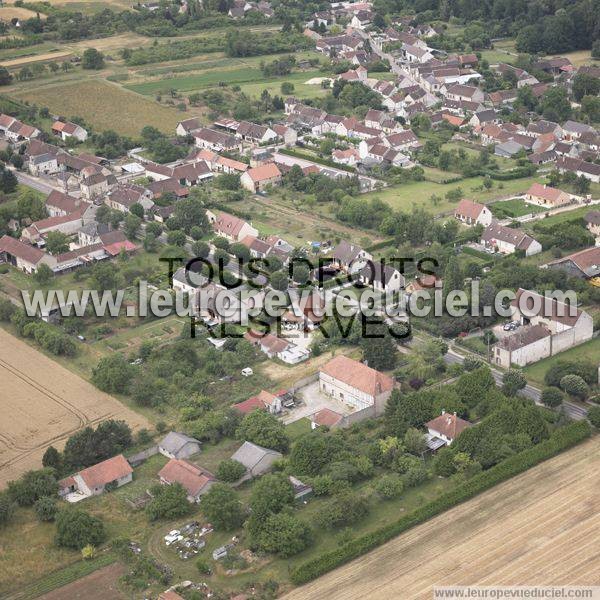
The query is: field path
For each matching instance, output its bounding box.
[0,328,149,487]
[284,436,600,600]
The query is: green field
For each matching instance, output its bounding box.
[523,337,600,386]
[489,198,547,219]
[363,175,545,214]
[530,206,592,230]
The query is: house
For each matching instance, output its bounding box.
[240,162,282,192]
[330,240,372,272]
[454,199,493,227]
[208,211,258,242]
[445,84,484,104]
[0,234,55,273]
[359,261,404,293]
[29,152,59,176]
[584,211,600,237]
[555,156,600,184]
[172,160,213,186]
[20,211,85,245]
[193,128,242,153]
[77,221,110,247]
[319,355,394,416]
[159,431,202,459]
[310,408,344,429]
[562,120,595,141]
[481,223,542,256]
[51,121,88,142]
[214,155,249,174]
[290,476,313,501]
[332,148,360,166]
[546,246,600,280]
[45,190,83,217]
[234,121,278,144]
[240,235,271,259]
[105,183,152,213]
[493,324,552,368]
[494,140,524,158]
[244,329,310,364]
[158,459,214,503]
[272,123,297,147]
[59,454,133,499]
[176,117,202,136]
[492,288,593,368]
[80,172,115,201]
[469,109,500,130]
[230,441,283,481]
[233,390,283,415]
[524,183,571,208]
[426,411,471,446]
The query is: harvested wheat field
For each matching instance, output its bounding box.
[285,436,600,600]
[0,328,149,487]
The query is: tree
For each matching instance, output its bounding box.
[560,374,589,399]
[360,320,397,370]
[0,67,12,86]
[236,410,289,452]
[42,446,61,471]
[251,512,312,557]
[572,73,600,102]
[541,387,564,408]
[588,405,600,429]
[201,483,244,530]
[167,229,187,246]
[124,214,142,240]
[45,231,70,255]
[130,203,144,218]
[0,492,15,527]
[270,270,288,291]
[463,355,483,372]
[7,468,58,506]
[33,263,54,285]
[403,427,426,455]
[373,474,404,499]
[82,48,105,70]
[581,95,600,122]
[55,509,106,549]
[35,496,58,521]
[281,81,295,95]
[442,255,463,300]
[92,354,133,394]
[315,491,370,529]
[502,369,527,396]
[216,459,246,483]
[544,360,596,387]
[172,197,209,234]
[540,87,571,122]
[230,242,250,262]
[249,474,294,519]
[146,483,191,521]
[192,240,210,259]
[89,262,120,291]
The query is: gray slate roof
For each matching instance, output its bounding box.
[231,441,282,469]
[159,431,201,454]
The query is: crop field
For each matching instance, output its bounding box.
[0,328,149,488]
[284,435,600,600]
[13,79,192,136]
[0,6,47,21]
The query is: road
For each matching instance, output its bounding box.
[15,171,59,195]
[444,347,588,420]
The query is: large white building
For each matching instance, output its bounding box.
[319,355,394,416]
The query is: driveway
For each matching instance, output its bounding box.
[282,381,353,424]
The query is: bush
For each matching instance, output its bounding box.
[35,496,58,521]
[315,491,370,529]
[146,483,191,522]
[560,374,589,399]
[588,406,600,429]
[541,387,564,408]
[216,459,246,483]
[463,356,483,371]
[373,475,404,499]
[55,509,106,550]
[290,421,591,584]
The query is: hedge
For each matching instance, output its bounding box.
[290,421,591,585]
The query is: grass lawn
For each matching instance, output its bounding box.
[489,198,547,219]
[286,418,312,440]
[362,175,545,214]
[523,337,600,386]
[529,206,592,230]
[13,79,193,136]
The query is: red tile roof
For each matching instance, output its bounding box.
[78,454,132,490]
[158,459,214,497]
[320,356,394,397]
[426,412,471,440]
[0,234,46,265]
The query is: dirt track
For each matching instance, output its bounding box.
[0,328,149,487]
[284,436,600,600]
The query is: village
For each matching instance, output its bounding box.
[0,0,599,598]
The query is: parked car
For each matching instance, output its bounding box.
[241,367,253,377]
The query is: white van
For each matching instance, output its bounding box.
[241,367,253,377]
